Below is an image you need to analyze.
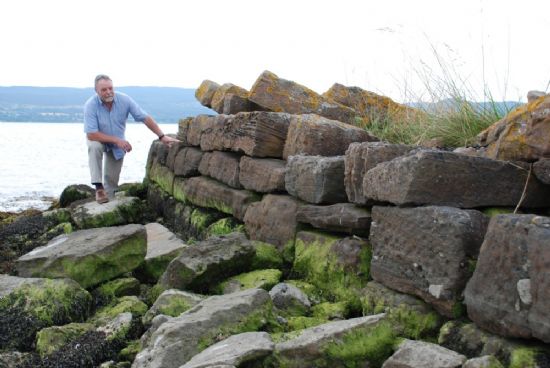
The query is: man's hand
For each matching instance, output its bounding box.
[160,135,180,148]
[115,138,133,152]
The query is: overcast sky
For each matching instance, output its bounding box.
[1,0,549,102]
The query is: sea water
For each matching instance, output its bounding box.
[0,122,178,212]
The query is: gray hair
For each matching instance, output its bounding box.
[94,74,112,87]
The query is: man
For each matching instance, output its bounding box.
[84,74,178,203]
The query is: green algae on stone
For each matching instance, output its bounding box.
[206,217,245,237]
[118,339,141,362]
[142,289,203,326]
[93,278,141,307]
[117,182,148,200]
[482,207,517,217]
[216,269,282,294]
[43,208,72,224]
[251,241,284,270]
[286,316,328,331]
[286,280,324,305]
[36,322,94,357]
[312,301,350,320]
[509,347,537,368]
[386,307,441,341]
[190,208,224,234]
[91,296,148,325]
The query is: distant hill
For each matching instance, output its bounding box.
[0,86,215,123]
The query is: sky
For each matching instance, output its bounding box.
[1,0,549,102]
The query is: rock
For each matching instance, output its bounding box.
[199,151,242,189]
[323,83,421,124]
[463,356,504,368]
[59,184,95,207]
[345,141,414,204]
[0,274,45,298]
[146,140,169,176]
[243,194,301,249]
[464,214,550,343]
[296,203,371,237]
[178,176,260,221]
[269,282,311,316]
[364,149,550,208]
[361,281,434,315]
[275,314,386,367]
[0,277,91,350]
[533,158,550,184]
[199,114,230,152]
[173,147,204,177]
[477,94,550,161]
[187,115,218,147]
[527,90,546,103]
[91,296,148,325]
[16,224,147,289]
[139,223,187,282]
[132,288,272,368]
[221,93,263,114]
[285,155,347,204]
[195,80,220,108]
[70,196,144,229]
[36,322,94,356]
[293,231,371,304]
[0,351,31,367]
[92,277,141,307]
[249,70,360,125]
[142,289,204,326]
[181,332,274,368]
[177,117,192,143]
[381,339,466,368]
[369,206,488,317]
[149,162,175,195]
[239,156,286,193]
[165,142,186,171]
[158,232,256,293]
[210,83,249,114]
[283,114,378,159]
[251,241,284,270]
[218,269,282,294]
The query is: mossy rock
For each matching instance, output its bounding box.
[92,278,141,307]
[190,207,226,235]
[59,184,94,207]
[71,197,146,229]
[36,322,94,357]
[216,269,282,294]
[481,207,517,217]
[205,217,245,238]
[92,296,148,325]
[251,241,284,270]
[286,280,324,305]
[142,289,204,326]
[286,316,328,331]
[117,182,148,200]
[312,301,350,320]
[43,208,73,224]
[142,284,167,306]
[118,339,141,362]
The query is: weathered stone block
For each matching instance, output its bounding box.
[199,114,230,152]
[187,115,217,146]
[345,142,414,204]
[195,80,220,108]
[165,141,187,171]
[177,117,192,143]
[70,196,144,229]
[211,83,249,113]
[249,70,360,125]
[149,161,175,195]
[534,158,550,185]
[364,150,550,208]
[145,140,168,177]
[297,203,371,237]
[285,155,347,204]
[221,93,264,114]
[464,214,550,343]
[283,114,378,159]
[369,206,488,317]
[382,339,466,368]
[239,156,286,193]
[199,151,242,189]
[181,176,260,220]
[243,194,300,249]
[173,147,204,177]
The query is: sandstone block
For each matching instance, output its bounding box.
[165,141,187,171]
[195,80,220,108]
[221,93,263,114]
[345,141,414,204]
[369,206,488,317]
[364,150,550,208]
[199,114,230,152]
[249,70,360,125]
[70,196,144,229]
[464,214,550,343]
[382,339,466,368]
[140,223,187,282]
[285,155,347,204]
[210,83,249,113]
[149,161,175,195]
[173,147,204,177]
[177,117,192,143]
[239,156,286,193]
[199,151,242,189]
[283,114,378,159]
[187,115,217,146]
[533,158,550,185]
[296,203,371,237]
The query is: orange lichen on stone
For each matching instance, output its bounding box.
[210,83,250,112]
[195,80,221,108]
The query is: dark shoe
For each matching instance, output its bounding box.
[95,188,109,204]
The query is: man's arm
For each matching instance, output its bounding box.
[87,131,132,152]
[143,116,179,146]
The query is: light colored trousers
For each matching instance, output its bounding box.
[87,140,124,198]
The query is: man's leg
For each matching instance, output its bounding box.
[87,140,105,185]
[104,150,124,198]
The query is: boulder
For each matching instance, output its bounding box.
[285,155,347,204]
[533,158,550,185]
[364,150,550,208]
[0,352,31,367]
[345,142,414,204]
[369,206,488,317]
[477,94,550,161]
[275,314,386,367]
[217,269,282,294]
[173,147,204,177]
[132,288,272,368]
[16,224,147,289]
[464,214,550,343]
[210,83,249,114]
[381,339,466,368]
[199,151,242,189]
[283,114,378,159]
[177,117,192,143]
[249,70,360,125]
[296,203,371,237]
[142,289,204,326]
[181,332,274,368]
[92,277,141,307]
[158,232,256,293]
[360,281,435,315]
[239,156,286,193]
[36,322,94,357]
[195,80,220,108]
[269,282,311,316]
[70,196,144,229]
[59,184,95,207]
[179,176,260,220]
[243,194,301,249]
[463,356,504,368]
[139,223,187,282]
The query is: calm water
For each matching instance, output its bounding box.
[0,122,178,212]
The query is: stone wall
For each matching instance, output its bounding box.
[147,71,550,350]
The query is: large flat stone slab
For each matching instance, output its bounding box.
[16,224,147,289]
[296,203,371,237]
[239,156,286,193]
[70,196,144,229]
[199,151,242,189]
[382,339,466,368]
[464,214,550,343]
[364,150,550,208]
[285,155,347,204]
[173,147,204,177]
[249,70,360,125]
[283,114,378,159]
[369,206,488,317]
[140,223,187,282]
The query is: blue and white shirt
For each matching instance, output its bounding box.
[84,92,148,160]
